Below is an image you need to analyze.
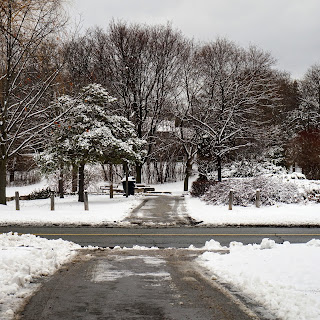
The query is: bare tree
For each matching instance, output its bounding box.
[296,64,320,130]
[172,42,203,190]
[0,0,67,204]
[62,32,95,94]
[90,21,188,182]
[186,39,279,181]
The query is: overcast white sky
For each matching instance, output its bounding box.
[67,0,320,79]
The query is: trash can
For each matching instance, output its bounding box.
[122,176,136,195]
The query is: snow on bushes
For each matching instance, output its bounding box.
[190,178,216,198]
[199,176,305,206]
[222,160,287,178]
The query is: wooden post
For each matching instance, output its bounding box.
[256,189,261,208]
[228,189,233,210]
[84,191,89,211]
[50,192,55,211]
[110,184,114,199]
[15,191,20,211]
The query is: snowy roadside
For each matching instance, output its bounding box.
[185,195,320,226]
[151,178,320,226]
[196,238,320,320]
[0,195,141,226]
[2,177,320,227]
[0,233,83,319]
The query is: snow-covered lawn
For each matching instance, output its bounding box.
[0,233,82,319]
[6,180,49,198]
[0,194,140,226]
[1,178,320,320]
[2,177,320,226]
[186,195,320,226]
[197,238,320,320]
[153,177,320,227]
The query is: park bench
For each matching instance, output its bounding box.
[135,184,155,193]
[99,185,123,194]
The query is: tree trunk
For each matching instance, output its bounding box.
[217,155,222,182]
[101,164,108,181]
[125,163,129,198]
[0,158,7,205]
[9,170,14,183]
[109,164,113,199]
[72,165,78,193]
[136,163,142,184]
[58,168,64,199]
[184,158,192,192]
[78,163,85,202]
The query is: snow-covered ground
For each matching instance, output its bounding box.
[185,195,320,226]
[2,176,320,226]
[6,179,48,197]
[197,238,320,320]
[1,177,320,319]
[150,177,320,226]
[0,233,82,319]
[0,194,140,226]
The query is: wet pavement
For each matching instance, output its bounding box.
[16,195,266,319]
[18,249,259,320]
[125,195,199,227]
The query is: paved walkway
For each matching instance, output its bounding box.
[18,249,259,320]
[125,195,200,226]
[17,195,265,319]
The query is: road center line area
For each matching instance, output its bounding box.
[30,233,320,236]
[26,233,320,237]
[1,226,320,247]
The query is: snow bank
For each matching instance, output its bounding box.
[188,239,228,251]
[197,239,320,320]
[0,232,82,319]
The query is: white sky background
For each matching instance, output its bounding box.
[67,0,320,79]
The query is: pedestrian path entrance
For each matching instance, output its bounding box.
[18,249,257,319]
[125,195,200,226]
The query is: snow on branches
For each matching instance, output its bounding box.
[38,84,145,173]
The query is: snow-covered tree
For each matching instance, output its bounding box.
[89,22,188,182]
[296,64,320,130]
[173,42,203,190]
[38,84,145,201]
[186,39,279,181]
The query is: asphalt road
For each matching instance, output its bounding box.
[8,195,319,319]
[1,226,320,247]
[2,195,319,247]
[19,249,262,320]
